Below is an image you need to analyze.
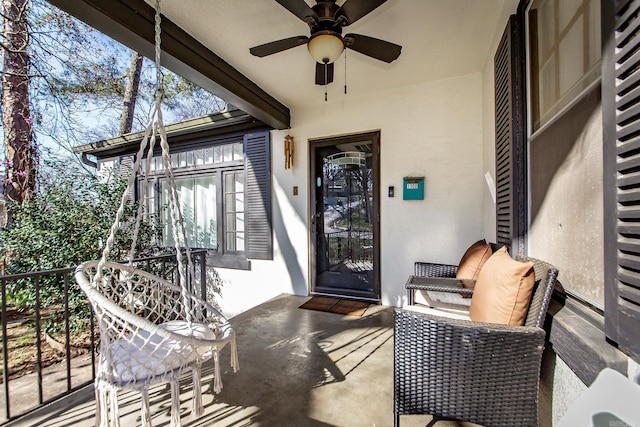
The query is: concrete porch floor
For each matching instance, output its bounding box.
[7,295,477,427]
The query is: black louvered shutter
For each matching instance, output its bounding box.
[603,0,640,360]
[244,131,273,260]
[494,14,527,257]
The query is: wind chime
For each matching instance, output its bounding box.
[284,135,295,169]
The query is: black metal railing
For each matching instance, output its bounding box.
[0,249,208,424]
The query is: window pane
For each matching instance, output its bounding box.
[196,149,204,166]
[236,232,245,251]
[195,175,217,248]
[222,145,232,162]
[233,143,244,160]
[213,146,222,163]
[235,190,244,213]
[223,170,245,254]
[162,175,217,249]
[225,171,234,188]
[235,172,244,192]
[171,153,178,168]
[187,151,195,167]
[144,180,156,215]
[226,232,236,251]
[236,213,245,232]
[225,193,235,209]
[226,213,236,231]
[205,147,214,164]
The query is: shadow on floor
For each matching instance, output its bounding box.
[9,295,414,427]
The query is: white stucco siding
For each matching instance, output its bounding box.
[214,73,487,316]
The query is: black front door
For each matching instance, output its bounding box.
[310,131,380,301]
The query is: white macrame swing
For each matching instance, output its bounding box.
[74,2,238,426]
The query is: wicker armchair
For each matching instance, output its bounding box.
[394,257,558,427]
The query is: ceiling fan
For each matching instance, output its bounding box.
[249,0,402,86]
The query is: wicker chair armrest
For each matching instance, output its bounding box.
[405,276,474,305]
[394,308,545,426]
[414,262,458,278]
[405,277,474,296]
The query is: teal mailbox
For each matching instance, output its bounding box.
[403,176,425,200]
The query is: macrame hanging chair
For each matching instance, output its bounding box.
[74,2,238,426]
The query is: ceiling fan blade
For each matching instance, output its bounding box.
[315,62,334,85]
[344,33,401,63]
[338,0,387,25]
[275,0,318,23]
[250,36,309,57]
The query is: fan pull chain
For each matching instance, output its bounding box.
[344,49,347,95]
[324,61,328,102]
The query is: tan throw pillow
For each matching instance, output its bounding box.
[469,246,535,326]
[456,239,492,281]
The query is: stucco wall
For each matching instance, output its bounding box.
[213,73,487,316]
[529,84,604,306]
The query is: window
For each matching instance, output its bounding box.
[528,0,601,132]
[138,131,272,267]
[527,0,604,307]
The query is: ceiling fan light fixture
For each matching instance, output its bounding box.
[308,33,344,64]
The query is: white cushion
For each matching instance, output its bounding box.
[106,321,216,384]
[414,289,472,308]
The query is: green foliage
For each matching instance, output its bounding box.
[0,160,159,313]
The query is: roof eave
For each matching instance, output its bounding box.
[74,110,266,158]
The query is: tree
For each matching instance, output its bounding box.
[119,51,144,134]
[2,0,36,203]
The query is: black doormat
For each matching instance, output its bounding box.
[299,297,369,317]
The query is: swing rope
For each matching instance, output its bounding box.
[94,0,196,324]
[76,3,239,425]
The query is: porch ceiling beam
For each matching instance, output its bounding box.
[47,0,290,130]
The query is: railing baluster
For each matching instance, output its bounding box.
[90,306,96,380]
[34,276,43,404]
[63,273,71,391]
[200,252,207,304]
[2,276,10,420]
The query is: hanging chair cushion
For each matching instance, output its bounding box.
[108,321,217,384]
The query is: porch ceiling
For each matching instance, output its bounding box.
[50,0,516,129]
[152,0,512,109]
